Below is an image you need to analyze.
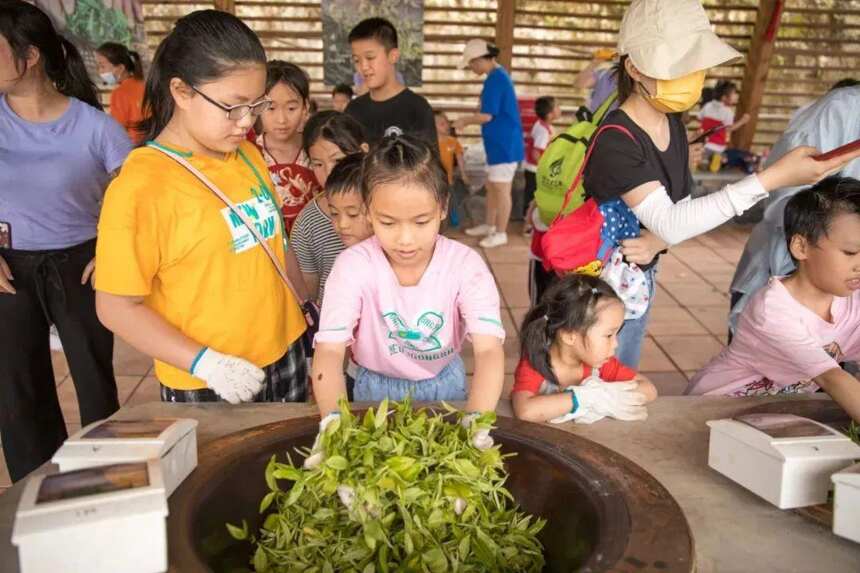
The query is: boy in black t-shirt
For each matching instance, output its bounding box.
[345,18,437,152]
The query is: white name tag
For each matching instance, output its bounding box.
[221,195,280,254]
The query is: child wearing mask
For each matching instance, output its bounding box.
[95,42,145,142]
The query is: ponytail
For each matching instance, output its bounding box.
[56,37,102,110]
[520,300,558,385]
[519,274,622,384]
[129,51,143,79]
[140,10,266,144]
[0,0,101,110]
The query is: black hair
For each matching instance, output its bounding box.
[302,110,367,155]
[0,0,101,110]
[480,43,501,61]
[831,78,859,91]
[139,10,266,144]
[265,60,310,102]
[348,17,398,51]
[309,98,319,114]
[520,274,622,385]
[614,55,635,104]
[332,83,354,99]
[361,134,448,207]
[701,80,738,106]
[535,96,557,120]
[96,42,143,80]
[784,177,860,264]
[325,153,365,198]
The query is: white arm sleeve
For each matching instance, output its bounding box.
[631,175,768,246]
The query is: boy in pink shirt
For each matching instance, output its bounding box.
[313,136,506,416]
[687,177,860,422]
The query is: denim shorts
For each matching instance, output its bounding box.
[353,355,467,402]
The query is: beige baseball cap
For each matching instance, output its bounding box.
[618,0,742,80]
[461,39,494,69]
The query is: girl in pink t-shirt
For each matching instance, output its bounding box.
[312,135,506,416]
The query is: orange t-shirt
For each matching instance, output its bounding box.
[437,134,463,185]
[109,77,146,143]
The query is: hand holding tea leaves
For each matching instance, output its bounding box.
[228,399,546,572]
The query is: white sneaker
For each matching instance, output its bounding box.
[465,224,495,237]
[479,232,508,249]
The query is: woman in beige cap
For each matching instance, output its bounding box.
[582,0,860,368]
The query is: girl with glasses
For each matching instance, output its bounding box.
[95,10,314,406]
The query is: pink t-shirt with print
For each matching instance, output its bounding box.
[316,235,505,381]
[687,277,860,396]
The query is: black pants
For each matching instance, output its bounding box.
[523,170,537,218]
[0,239,118,482]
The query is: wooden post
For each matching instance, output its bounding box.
[732,0,783,150]
[213,0,235,14]
[495,0,516,70]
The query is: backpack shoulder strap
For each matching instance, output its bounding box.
[593,91,618,125]
[551,123,637,226]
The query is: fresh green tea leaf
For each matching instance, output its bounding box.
[230,398,545,572]
[226,520,248,541]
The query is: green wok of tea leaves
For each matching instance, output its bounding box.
[227,398,546,572]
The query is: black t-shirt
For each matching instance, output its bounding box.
[346,88,438,152]
[584,109,693,205]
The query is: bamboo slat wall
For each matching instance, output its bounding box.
[137,0,860,152]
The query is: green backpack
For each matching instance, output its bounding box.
[534,92,618,226]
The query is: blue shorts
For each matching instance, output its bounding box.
[353,355,467,402]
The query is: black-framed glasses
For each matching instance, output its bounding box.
[191,86,272,121]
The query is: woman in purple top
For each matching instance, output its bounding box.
[0,1,133,482]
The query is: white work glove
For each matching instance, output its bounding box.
[549,378,648,425]
[461,412,494,451]
[303,412,341,469]
[337,484,355,510]
[190,347,265,404]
